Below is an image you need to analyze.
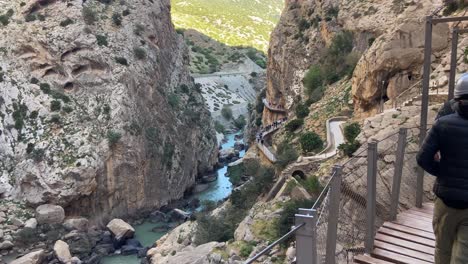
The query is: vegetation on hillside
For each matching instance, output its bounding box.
[171,0,284,53]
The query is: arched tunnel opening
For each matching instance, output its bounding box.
[292,170,306,180]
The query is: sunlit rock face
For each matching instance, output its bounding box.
[264,0,453,120]
[0,0,217,220]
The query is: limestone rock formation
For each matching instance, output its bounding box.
[54,240,72,264]
[9,249,45,264]
[35,204,65,224]
[63,217,89,232]
[0,0,217,219]
[106,218,135,241]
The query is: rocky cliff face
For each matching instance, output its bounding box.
[263,0,467,120]
[0,0,217,220]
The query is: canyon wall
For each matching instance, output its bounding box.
[263,0,461,121]
[0,0,217,220]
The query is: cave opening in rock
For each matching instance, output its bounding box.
[64,82,74,91]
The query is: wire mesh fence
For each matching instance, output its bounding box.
[315,188,331,263]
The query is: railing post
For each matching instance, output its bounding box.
[325,165,343,264]
[365,140,378,254]
[449,28,459,100]
[295,209,317,264]
[390,128,408,221]
[417,15,433,208]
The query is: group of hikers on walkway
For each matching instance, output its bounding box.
[255,117,288,144]
[417,73,468,264]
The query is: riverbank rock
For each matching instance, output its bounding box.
[169,209,191,222]
[106,219,135,241]
[0,240,14,250]
[201,172,218,183]
[10,249,45,264]
[149,211,168,223]
[149,242,221,264]
[193,184,210,194]
[121,239,143,255]
[219,148,239,163]
[24,218,38,229]
[63,218,89,232]
[36,204,65,224]
[54,240,72,263]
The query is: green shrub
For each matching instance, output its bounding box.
[221,106,233,120]
[29,111,38,119]
[300,176,322,195]
[39,83,51,94]
[122,9,131,16]
[96,35,108,46]
[285,119,304,132]
[134,24,145,36]
[275,199,314,243]
[343,122,361,142]
[60,18,74,27]
[12,103,28,131]
[63,105,73,113]
[240,242,255,257]
[82,7,97,25]
[303,65,322,97]
[112,13,122,26]
[299,132,323,153]
[25,14,37,22]
[227,163,245,186]
[30,77,39,84]
[50,100,61,112]
[115,57,128,66]
[233,115,246,129]
[214,120,225,134]
[276,141,298,168]
[338,141,361,157]
[162,143,174,168]
[295,103,309,118]
[250,72,257,77]
[0,9,13,26]
[49,114,61,124]
[168,93,179,108]
[179,84,189,94]
[30,148,45,163]
[107,130,122,147]
[133,47,146,60]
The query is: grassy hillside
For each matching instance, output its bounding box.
[171,0,284,53]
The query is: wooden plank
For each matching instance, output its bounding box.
[399,212,433,222]
[395,215,433,232]
[372,248,432,264]
[406,209,434,219]
[374,240,435,262]
[375,233,435,255]
[354,254,394,264]
[378,227,435,247]
[383,222,435,240]
[411,207,434,216]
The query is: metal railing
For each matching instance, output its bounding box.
[246,126,431,264]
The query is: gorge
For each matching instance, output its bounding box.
[1,0,468,264]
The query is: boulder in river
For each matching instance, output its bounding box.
[201,172,218,183]
[193,184,210,193]
[10,250,45,264]
[169,209,191,222]
[63,217,89,232]
[106,219,135,241]
[36,204,65,224]
[149,211,168,223]
[121,239,143,255]
[54,240,72,264]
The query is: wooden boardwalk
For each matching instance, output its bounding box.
[355,203,435,264]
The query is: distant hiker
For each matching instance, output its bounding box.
[417,73,468,264]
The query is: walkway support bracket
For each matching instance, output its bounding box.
[366,141,378,254]
[325,165,343,264]
[295,209,318,264]
[390,128,408,221]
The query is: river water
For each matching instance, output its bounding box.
[102,132,244,264]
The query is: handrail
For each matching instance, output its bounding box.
[312,171,336,209]
[394,79,423,101]
[245,222,306,264]
[262,98,287,112]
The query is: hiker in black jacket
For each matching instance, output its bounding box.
[417,73,468,264]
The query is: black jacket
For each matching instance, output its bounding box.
[417,101,468,209]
